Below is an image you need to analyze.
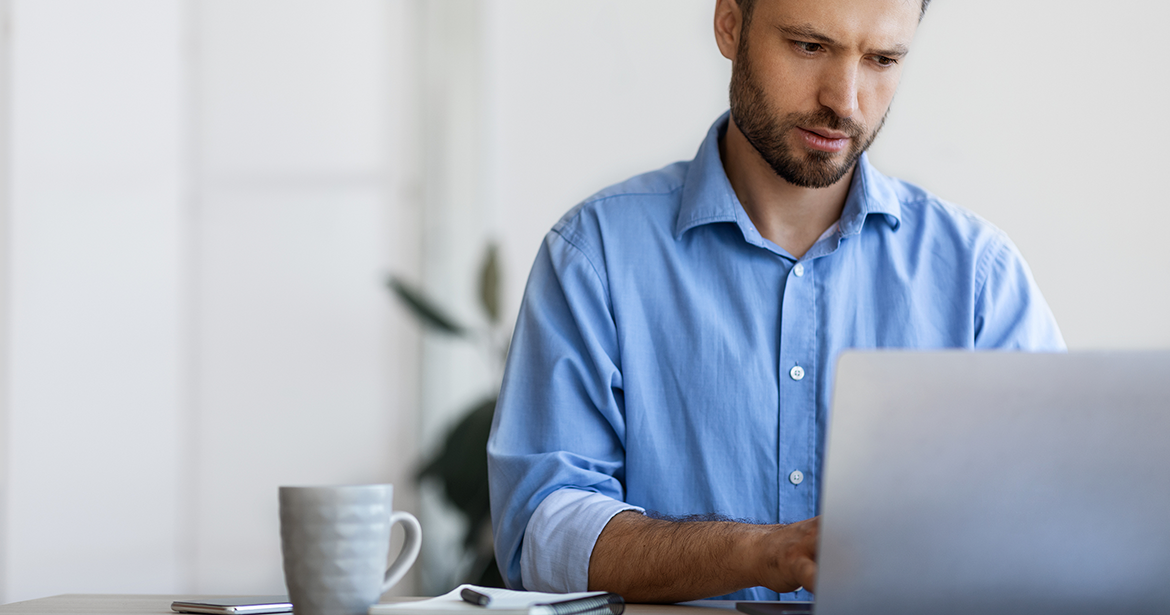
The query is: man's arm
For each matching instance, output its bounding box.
[488,229,631,590]
[588,511,819,602]
[972,232,1064,350]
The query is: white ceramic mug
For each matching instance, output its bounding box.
[279,484,422,615]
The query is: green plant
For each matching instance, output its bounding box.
[387,243,508,588]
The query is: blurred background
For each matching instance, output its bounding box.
[0,0,1166,604]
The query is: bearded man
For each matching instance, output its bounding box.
[487,0,1064,602]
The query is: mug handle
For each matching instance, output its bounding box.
[382,510,422,592]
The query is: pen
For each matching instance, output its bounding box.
[459,588,623,615]
[461,588,492,607]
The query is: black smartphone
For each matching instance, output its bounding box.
[736,602,814,615]
[171,597,293,615]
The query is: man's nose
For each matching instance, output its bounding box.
[818,60,860,120]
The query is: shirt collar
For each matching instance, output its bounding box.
[675,113,744,239]
[840,149,901,236]
[675,111,902,241]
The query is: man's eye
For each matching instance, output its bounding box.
[794,41,822,54]
[874,56,898,67]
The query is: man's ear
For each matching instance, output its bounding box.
[714,0,744,61]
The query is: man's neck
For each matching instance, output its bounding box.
[720,118,853,260]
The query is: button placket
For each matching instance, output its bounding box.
[777,257,817,521]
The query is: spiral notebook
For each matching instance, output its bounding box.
[370,585,624,615]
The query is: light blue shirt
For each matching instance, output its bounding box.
[487,113,1064,600]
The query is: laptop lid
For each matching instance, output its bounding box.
[814,350,1170,615]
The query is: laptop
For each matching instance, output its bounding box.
[741,350,1170,615]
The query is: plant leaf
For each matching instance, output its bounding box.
[478,243,501,324]
[386,276,468,336]
[417,396,496,548]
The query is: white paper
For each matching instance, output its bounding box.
[370,585,608,615]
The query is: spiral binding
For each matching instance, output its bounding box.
[538,593,624,615]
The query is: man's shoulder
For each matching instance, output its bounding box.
[551,160,690,243]
[879,171,1010,250]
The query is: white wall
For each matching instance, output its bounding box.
[1,0,422,602]
[0,0,11,600]
[6,0,187,599]
[191,0,420,595]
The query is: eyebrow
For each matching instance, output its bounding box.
[774,23,910,58]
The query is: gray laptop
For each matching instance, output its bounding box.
[807,350,1170,615]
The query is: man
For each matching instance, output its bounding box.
[488,0,1064,603]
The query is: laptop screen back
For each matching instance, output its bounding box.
[814,351,1170,615]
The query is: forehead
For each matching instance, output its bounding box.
[750,0,920,48]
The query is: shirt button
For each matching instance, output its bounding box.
[789,470,804,485]
[793,263,805,277]
[789,365,805,381]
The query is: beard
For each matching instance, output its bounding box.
[728,47,888,189]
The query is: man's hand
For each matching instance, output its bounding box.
[588,511,820,602]
[758,516,819,594]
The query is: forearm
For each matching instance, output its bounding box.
[587,511,818,602]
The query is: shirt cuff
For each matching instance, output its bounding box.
[520,488,645,592]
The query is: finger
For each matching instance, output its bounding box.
[796,559,818,593]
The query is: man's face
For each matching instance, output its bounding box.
[726,0,920,188]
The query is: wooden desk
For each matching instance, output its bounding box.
[0,595,741,615]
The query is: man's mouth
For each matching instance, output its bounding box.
[797,126,852,153]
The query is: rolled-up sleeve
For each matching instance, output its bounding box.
[521,488,644,592]
[487,227,631,590]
